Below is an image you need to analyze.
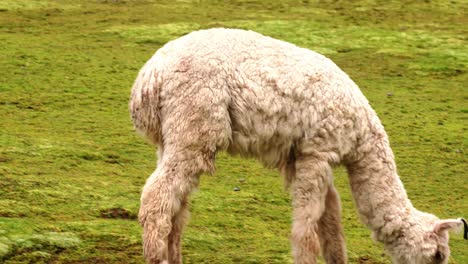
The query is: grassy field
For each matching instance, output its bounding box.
[0,0,466,263]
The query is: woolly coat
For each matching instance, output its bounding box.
[130,28,376,168]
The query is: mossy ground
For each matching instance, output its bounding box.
[0,0,466,263]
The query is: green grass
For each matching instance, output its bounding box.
[0,0,466,263]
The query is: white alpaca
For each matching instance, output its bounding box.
[130,28,465,264]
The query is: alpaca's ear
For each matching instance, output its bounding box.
[433,218,464,235]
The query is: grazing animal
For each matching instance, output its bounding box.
[130,28,465,264]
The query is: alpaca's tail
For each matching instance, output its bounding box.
[129,55,162,145]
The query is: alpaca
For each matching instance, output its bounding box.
[130,28,465,264]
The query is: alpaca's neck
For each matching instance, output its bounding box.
[345,124,415,241]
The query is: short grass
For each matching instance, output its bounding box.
[0,0,466,263]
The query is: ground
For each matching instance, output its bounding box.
[0,0,466,263]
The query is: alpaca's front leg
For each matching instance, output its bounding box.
[317,186,347,264]
[291,156,331,264]
[139,155,201,264]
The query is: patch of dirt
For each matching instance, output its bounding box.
[357,255,374,263]
[99,208,136,220]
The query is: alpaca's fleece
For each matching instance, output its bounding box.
[130,28,462,264]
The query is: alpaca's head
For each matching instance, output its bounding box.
[383,213,466,264]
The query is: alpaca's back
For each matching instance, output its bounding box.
[131,28,375,167]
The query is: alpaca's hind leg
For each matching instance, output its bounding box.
[317,186,347,264]
[139,148,212,264]
[139,95,230,263]
[291,156,330,264]
[168,197,189,264]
